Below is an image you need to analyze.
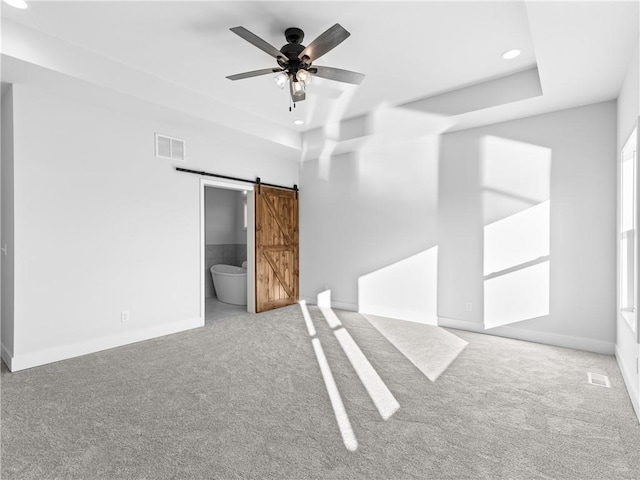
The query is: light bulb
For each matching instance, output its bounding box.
[296,69,312,85]
[292,80,305,94]
[273,72,288,89]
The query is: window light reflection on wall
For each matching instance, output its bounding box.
[481,136,552,329]
[3,0,28,8]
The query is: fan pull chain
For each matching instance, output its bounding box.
[287,96,297,112]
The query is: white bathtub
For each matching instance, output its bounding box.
[210,264,247,306]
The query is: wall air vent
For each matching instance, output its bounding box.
[587,372,611,388]
[155,133,185,161]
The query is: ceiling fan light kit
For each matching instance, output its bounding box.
[226,23,365,106]
[274,72,288,89]
[296,69,312,85]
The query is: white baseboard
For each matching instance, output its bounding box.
[299,296,357,312]
[360,304,438,326]
[438,316,615,355]
[1,342,14,371]
[7,317,204,372]
[615,346,640,424]
[332,300,358,311]
[300,296,316,305]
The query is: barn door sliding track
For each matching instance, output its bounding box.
[176,167,298,196]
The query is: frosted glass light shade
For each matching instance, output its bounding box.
[273,72,288,89]
[296,69,312,85]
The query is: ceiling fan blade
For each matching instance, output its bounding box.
[230,26,287,62]
[226,68,282,81]
[298,23,350,63]
[311,66,365,85]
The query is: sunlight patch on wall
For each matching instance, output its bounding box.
[317,289,331,308]
[358,246,438,325]
[484,201,550,276]
[484,261,550,328]
[481,136,551,329]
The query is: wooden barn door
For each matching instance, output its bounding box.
[255,185,299,312]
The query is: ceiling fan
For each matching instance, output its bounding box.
[226,24,365,104]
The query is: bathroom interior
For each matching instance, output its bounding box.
[204,186,249,323]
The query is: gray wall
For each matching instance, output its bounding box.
[204,187,247,245]
[299,136,439,312]
[300,101,617,353]
[5,84,298,370]
[438,101,617,352]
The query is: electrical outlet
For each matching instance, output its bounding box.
[121,310,130,322]
[465,302,472,312]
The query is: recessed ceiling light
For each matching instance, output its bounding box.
[293,120,304,126]
[3,0,28,9]
[502,49,521,60]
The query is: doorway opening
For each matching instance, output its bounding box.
[200,178,255,324]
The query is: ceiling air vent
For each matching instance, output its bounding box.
[587,372,611,388]
[155,133,185,161]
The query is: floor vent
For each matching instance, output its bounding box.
[155,133,186,161]
[587,372,611,388]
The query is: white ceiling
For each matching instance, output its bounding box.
[1,1,638,145]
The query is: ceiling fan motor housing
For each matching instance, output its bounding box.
[279,28,308,72]
[284,27,304,44]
